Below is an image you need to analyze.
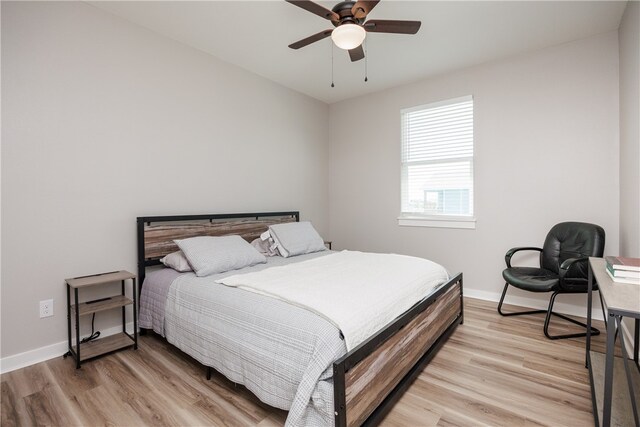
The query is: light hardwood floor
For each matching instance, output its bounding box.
[1,298,606,426]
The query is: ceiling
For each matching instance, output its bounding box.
[89,1,627,104]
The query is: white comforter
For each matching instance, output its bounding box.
[216,250,449,350]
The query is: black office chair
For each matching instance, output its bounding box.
[498,222,605,340]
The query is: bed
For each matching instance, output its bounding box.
[136,211,463,426]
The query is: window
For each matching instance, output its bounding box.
[399,95,475,229]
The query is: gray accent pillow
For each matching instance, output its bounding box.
[269,221,326,258]
[175,235,267,277]
[160,250,192,272]
[250,238,279,257]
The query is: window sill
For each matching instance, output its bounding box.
[397,216,476,229]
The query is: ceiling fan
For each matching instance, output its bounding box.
[286,0,421,62]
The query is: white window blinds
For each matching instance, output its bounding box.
[401,96,474,219]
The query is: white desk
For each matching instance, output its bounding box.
[586,257,640,427]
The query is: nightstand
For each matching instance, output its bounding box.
[65,270,137,368]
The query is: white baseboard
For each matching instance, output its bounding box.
[0,323,134,374]
[621,321,635,354]
[0,340,70,375]
[465,289,640,360]
[0,290,620,374]
[464,288,605,321]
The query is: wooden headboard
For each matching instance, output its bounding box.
[136,211,299,287]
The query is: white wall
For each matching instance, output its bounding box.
[619,1,640,258]
[1,2,329,361]
[329,32,620,313]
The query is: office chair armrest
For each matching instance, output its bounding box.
[558,257,589,282]
[505,247,543,268]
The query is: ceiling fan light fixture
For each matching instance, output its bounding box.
[331,23,366,50]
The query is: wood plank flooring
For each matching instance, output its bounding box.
[2,298,606,426]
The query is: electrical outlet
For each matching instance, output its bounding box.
[40,299,53,318]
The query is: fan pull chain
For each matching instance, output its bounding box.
[331,42,335,88]
[364,39,368,82]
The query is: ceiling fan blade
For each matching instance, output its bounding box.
[348,45,365,62]
[286,1,340,22]
[288,29,333,50]
[351,1,380,19]
[364,19,421,34]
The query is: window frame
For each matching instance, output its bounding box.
[398,95,476,229]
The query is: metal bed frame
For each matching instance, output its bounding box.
[136,211,463,426]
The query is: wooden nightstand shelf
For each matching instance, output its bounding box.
[65,270,138,368]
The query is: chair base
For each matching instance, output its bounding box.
[497,283,600,340]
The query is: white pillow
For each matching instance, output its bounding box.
[160,251,192,272]
[175,235,266,277]
[268,221,326,258]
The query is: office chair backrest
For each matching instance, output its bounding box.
[540,222,606,278]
